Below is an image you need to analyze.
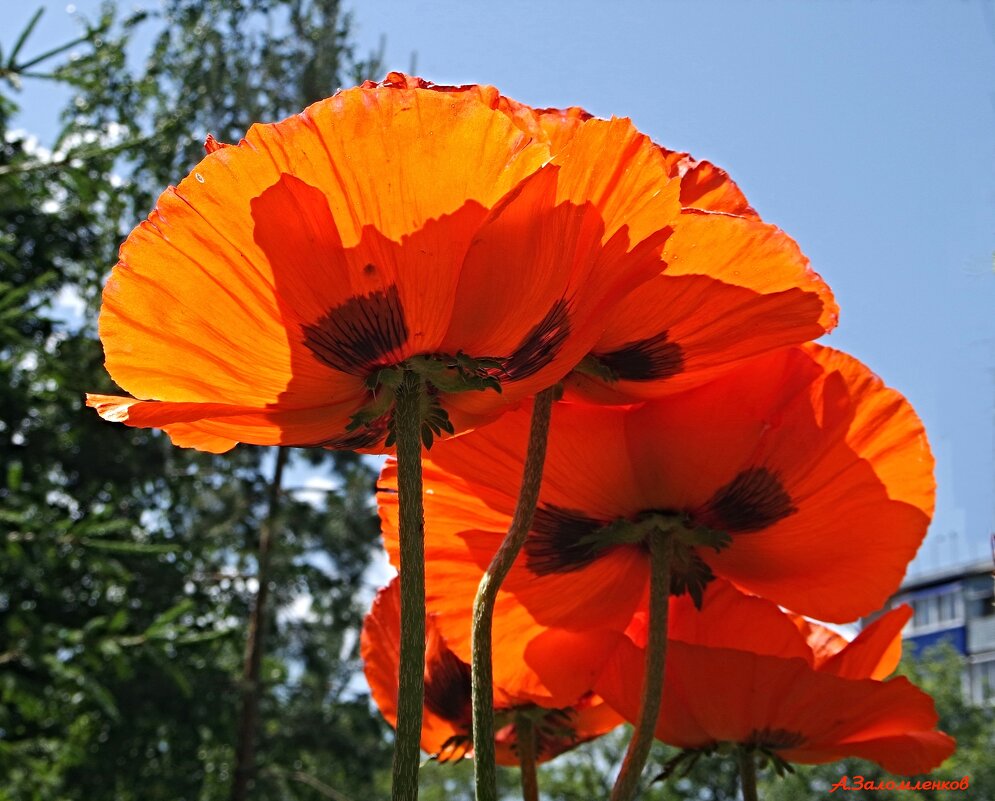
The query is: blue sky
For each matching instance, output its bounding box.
[9,0,995,576]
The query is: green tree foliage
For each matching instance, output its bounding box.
[0,4,389,799]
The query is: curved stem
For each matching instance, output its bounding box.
[516,713,540,801]
[610,529,674,801]
[738,749,759,801]
[391,374,426,801]
[471,387,556,801]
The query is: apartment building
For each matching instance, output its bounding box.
[889,559,995,704]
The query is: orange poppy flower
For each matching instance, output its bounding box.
[377,343,933,689]
[592,583,954,775]
[85,73,698,452]
[386,76,839,405]
[361,578,622,765]
[86,72,837,453]
[562,115,837,404]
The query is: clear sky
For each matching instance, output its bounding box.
[10,0,995,577]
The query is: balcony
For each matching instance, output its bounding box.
[967,616,995,653]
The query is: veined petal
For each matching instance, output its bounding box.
[361,580,467,760]
[95,76,553,449]
[818,605,912,680]
[696,345,932,622]
[595,640,954,775]
[86,391,369,450]
[568,212,836,403]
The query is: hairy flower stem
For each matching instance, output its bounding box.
[471,387,556,801]
[391,373,427,801]
[739,749,760,801]
[516,714,540,801]
[610,529,675,801]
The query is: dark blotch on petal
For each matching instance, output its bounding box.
[424,648,473,726]
[500,299,571,382]
[593,330,685,382]
[314,421,387,451]
[302,284,408,375]
[703,467,796,533]
[748,727,807,750]
[525,504,605,576]
[534,707,580,759]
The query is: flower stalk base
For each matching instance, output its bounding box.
[739,748,760,801]
[471,387,557,801]
[391,372,427,801]
[517,713,540,801]
[610,528,675,801]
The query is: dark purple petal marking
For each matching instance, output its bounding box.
[524,504,606,576]
[499,299,571,382]
[424,648,473,726]
[748,727,807,750]
[704,467,796,533]
[302,283,408,375]
[593,330,685,381]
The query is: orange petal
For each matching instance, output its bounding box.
[677,158,758,217]
[791,615,849,668]
[86,392,369,449]
[567,213,836,403]
[667,580,812,662]
[378,442,649,704]
[819,605,912,680]
[658,345,932,622]
[361,579,469,760]
[596,640,954,775]
[440,120,681,419]
[549,117,681,251]
[96,78,552,447]
[439,165,607,373]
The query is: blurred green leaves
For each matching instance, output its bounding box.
[1,4,387,799]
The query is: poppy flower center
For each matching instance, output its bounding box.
[302,284,410,377]
[747,727,807,751]
[495,703,582,760]
[524,507,731,608]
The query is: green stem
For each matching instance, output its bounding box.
[610,529,674,801]
[391,373,426,801]
[471,387,556,801]
[517,714,539,801]
[738,749,759,801]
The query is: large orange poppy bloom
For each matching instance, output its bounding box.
[377,343,934,691]
[361,578,622,765]
[86,73,834,452]
[85,74,675,451]
[592,582,955,775]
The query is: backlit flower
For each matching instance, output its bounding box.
[361,578,621,765]
[86,74,691,452]
[500,93,839,403]
[592,583,954,775]
[377,343,933,694]
[87,73,835,452]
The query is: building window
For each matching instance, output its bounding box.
[967,591,995,619]
[970,659,995,705]
[906,587,963,633]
